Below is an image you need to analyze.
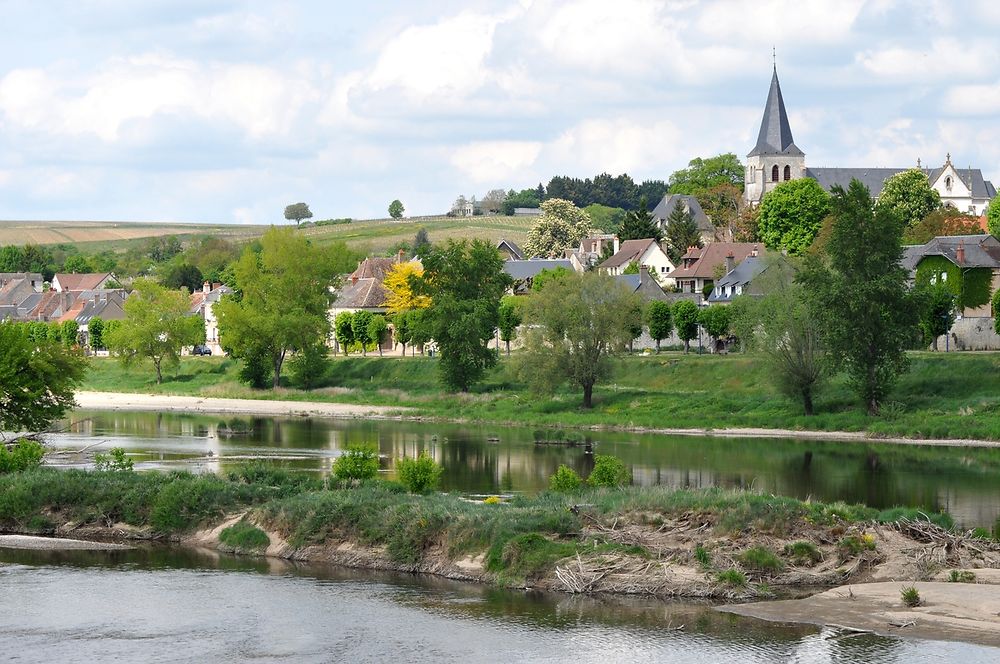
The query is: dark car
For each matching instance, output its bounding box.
[192,344,212,356]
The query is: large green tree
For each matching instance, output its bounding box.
[0,322,87,432]
[106,278,204,384]
[522,198,592,258]
[668,153,744,195]
[284,202,313,226]
[645,300,673,352]
[664,200,703,263]
[618,196,662,242]
[216,227,348,387]
[415,239,512,391]
[800,180,918,415]
[518,271,643,408]
[916,281,955,351]
[161,262,204,293]
[876,169,941,228]
[388,199,405,219]
[758,179,831,255]
[672,300,700,353]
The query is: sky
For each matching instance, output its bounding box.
[2,0,1000,224]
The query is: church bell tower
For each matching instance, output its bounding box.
[745,66,806,205]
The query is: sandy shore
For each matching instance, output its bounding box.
[75,391,405,419]
[0,535,132,551]
[719,576,1000,648]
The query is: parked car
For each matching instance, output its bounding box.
[192,344,212,356]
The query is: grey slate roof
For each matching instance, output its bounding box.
[707,256,768,303]
[748,68,803,157]
[497,238,524,260]
[806,166,997,200]
[902,234,1000,272]
[502,259,573,280]
[650,194,714,233]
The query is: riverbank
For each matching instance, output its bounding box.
[79,353,1000,442]
[75,391,404,419]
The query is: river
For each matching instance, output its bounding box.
[50,410,1000,529]
[2,545,998,662]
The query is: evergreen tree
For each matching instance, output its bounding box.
[618,196,662,242]
[664,200,703,263]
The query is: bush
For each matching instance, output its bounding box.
[737,546,785,574]
[333,445,380,482]
[587,455,631,488]
[396,452,443,494]
[948,570,976,583]
[694,544,711,568]
[289,344,328,390]
[548,465,582,492]
[717,569,747,587]
[900,585,921,607]
[784,540,822,566]
[0,439,45,474]
[219,519,270,551]
[93,448,134,472]
[838,533,877,558]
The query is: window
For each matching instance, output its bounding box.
[783,165,791,181]
[771,165,779,182]
[945,176,952,191]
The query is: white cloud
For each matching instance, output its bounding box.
[696,0,865,44]
[943,80,1000,116]
[450,140,542,182]
[857,38,1000,82]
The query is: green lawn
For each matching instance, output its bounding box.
[81,351,1000,441]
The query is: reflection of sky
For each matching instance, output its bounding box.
[50,410,1000,529]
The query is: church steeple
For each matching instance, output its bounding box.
[748,67,802,157]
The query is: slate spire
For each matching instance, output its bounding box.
[748,66,803,157]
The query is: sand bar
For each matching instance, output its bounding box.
[0,535,132,551]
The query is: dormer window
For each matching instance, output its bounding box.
[771,165,779,182]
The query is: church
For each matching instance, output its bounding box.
[744,67,996,215]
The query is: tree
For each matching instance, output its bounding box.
[415,239,512,391]
[289,343,328,389]
[161,262,204,293]
[413,228,431,256]
[497,297,522,357]
[531,266,573,292]
[664,200,703,263]
[518,271,643,408]
[501,188,541,215]
[88,317,106,350]
[0,322,87,432]
[481,189,507,215]
[60,320,79,349]
[876,169,941,228]
[988,195,1000,237]
[522,198,592,258]
[388,199,405,219]
[904,209,982,245]
[367,314,388,356]
[62,254,92,273]
[799,180,918,415]
[618,196,663,242]
[697,183,743,239]
[736,258,825,415]
[758,178,831,255]
[583,204,627,234]
[645,301,673,352]
[698,305,730,350]
[106,278,204,384]
[668,153,744,195]
[384,261,431,315]
[351,310,373,356]
[917,282,955,351]
[672,300,699,353]
[393,311,412,356]
[334,312,354,356]
[284,202,313,226]
[215,227,340,388]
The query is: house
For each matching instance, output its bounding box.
[597,239,676,287]
[613,271,669,303]
[0,272,43,293]
[189,282,233,355]
[328,253,419,353]
[707,255,770,304]
[564,234,619,269]
[902,234,1000,318]
[51,272,116,292]
[650,195,716,244]
[503,259,577,294]
[744,66,997,214]
[496,239,525,261]
[670,242,762,298]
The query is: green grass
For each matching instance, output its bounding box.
[737,546,785,574]
[717,569,748,587]
[80,351,1000,442]
[219,520,270,551]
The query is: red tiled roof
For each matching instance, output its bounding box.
[670,243,762,280]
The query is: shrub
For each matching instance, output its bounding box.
[0,439,45,474]
[587,455,630,488]
[948,570,976,583]
[289,344,329,390]
[737,546,785,574]
[838,534,877,558]
[784,541,822,566]
[717,569,747,587]
[93,448,134,472]
[219,519,270,551]
[548,465,582,492]
[396,452,443,494]
[900,585,921,607]
[333,445,380,482]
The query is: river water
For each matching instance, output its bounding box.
[51,410,1000,529]
[2,545,998,663]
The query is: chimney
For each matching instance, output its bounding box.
[956,241,966,265]
[613,236,620,254]
[751,245,759,258]
[724,252,735,274]
[351,275,358,285]
[203,281,211,294]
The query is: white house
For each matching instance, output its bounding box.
[189,282,233,355]
[597,239,676,287]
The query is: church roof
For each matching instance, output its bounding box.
[748,68,803,158]
[806,167,997,199]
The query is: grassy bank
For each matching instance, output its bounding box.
[81,351,1000,441]
[0,466,956,590]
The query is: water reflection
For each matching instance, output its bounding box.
[50,410,1000,529]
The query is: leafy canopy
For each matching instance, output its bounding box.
[388,199,405,219]
[668,153,744,195]
[645,300,673,351]
[284,202,313,225]
[672,300,699,353]
[523,198,592,258]
[384,261,431,315]
[876,169,941,228]
[758,178,831,255]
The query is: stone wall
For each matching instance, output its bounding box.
[933,316,1000,351]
